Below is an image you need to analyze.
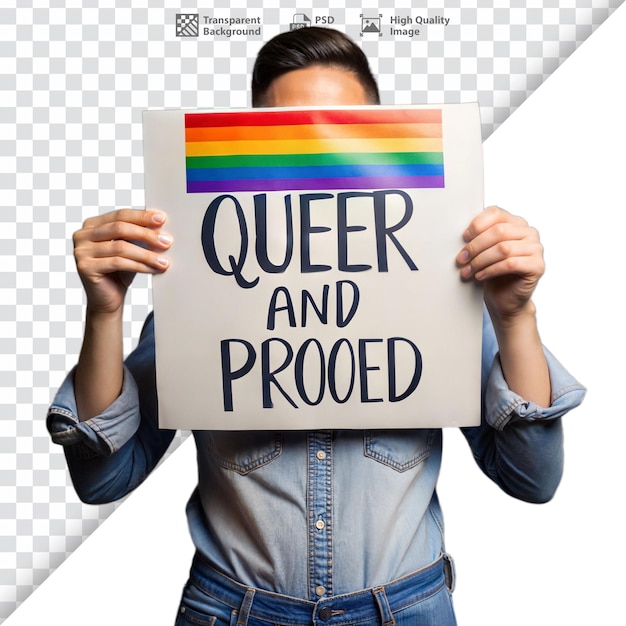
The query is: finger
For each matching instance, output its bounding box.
[460,240,544,280]
[457,223,538,265]
[75,218,172,253]
[79,238,171,271]
[74,239,170,277]
[471,253,544,282]
[77,252,169,280]
[82,208,166,232]
[463,206,527,243]
[89,221,172,250]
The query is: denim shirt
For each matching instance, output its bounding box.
[47,310,585,600]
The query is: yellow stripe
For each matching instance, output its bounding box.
[185,137,444,157]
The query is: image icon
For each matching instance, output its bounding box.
[360,14,382,36]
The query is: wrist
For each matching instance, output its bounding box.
[85,305,124,324]
[488,300,537,332]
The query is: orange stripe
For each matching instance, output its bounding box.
[185,123,442,143]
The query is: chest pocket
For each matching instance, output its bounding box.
[207,431,282,475]
[364,429,436,472]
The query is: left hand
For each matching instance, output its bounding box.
[456,206,545,321]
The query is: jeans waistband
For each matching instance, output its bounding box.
[189,552,451,625]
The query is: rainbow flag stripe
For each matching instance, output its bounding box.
[184,109,445,193]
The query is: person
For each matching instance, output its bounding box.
[47,27,586,626]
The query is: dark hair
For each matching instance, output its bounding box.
[251,27,380,106]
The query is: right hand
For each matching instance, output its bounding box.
[73,208,172,316]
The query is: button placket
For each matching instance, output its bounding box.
[307,431,333,601]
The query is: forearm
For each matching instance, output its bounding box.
[74,307,125,421]
[489,300,551,407]
[71,208,171,421]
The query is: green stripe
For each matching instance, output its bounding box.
[186,152,444,169]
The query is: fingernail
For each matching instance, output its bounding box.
[157,256,169,267]
[457,249,470,264]
[152,212,165,224]
[461,265,472,279]
[158,234,172,245]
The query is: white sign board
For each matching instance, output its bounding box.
[143,104,484,430]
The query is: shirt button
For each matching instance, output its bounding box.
[315,585,326,597]
[315,519,325,531]
[316,450,327,460]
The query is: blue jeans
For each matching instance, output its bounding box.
[174,553,457,626]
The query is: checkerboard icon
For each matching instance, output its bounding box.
[176,13,199,37]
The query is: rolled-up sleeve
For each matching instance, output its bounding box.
[47,364,142,457]
[462,310,587,504]
[46,312,176,504]
[484,348,587,430]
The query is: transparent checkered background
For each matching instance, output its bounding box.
[0,0,622,620]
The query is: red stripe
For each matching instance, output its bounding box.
[184,108,442,128]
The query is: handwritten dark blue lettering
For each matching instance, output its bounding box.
[201,195,259,289]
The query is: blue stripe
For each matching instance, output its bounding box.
[185,163,444,182]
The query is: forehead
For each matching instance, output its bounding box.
[262,65,370,107]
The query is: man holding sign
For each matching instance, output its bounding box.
[48,27,585,625]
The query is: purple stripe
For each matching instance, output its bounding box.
[187,176,445,193]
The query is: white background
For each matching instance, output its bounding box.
[440,4,625,623]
